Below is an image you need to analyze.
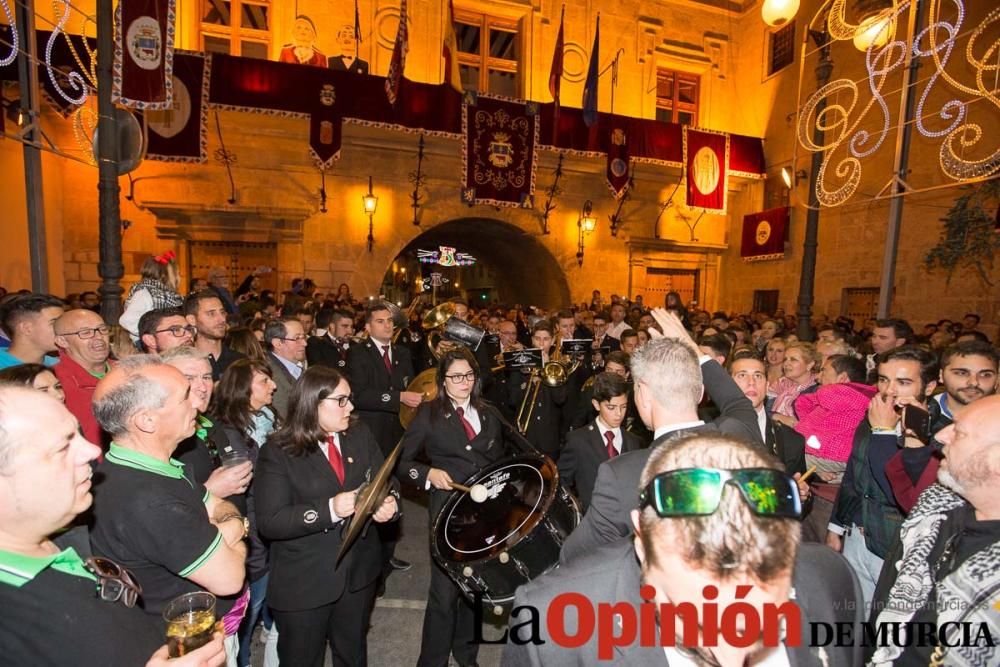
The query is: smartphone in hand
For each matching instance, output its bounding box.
[901,405,930,444]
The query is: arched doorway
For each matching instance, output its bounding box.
[380,218,571,307]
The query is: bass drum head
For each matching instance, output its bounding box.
[434,454,556,564]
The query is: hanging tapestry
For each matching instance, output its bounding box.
[461,93,539,208]
[741,206,790,261]
[143,51,208,162]
[113,0,175,109]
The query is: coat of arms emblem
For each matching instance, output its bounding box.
[488,132,514,168]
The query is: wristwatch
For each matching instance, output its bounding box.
[219,513,250,539]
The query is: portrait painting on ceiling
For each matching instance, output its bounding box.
[329,23,369,74]
[279,15,328,67]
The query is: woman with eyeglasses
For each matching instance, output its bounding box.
[208,358,279,667]
[255,366,398,667]
[397,347,506,667]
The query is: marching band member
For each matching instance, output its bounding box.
[507,320,567,458]
[255,367,398,667]
[397,348,505,667]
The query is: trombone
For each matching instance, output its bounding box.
[515,361,570,434]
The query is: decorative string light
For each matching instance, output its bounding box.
[1,0,18,66]
[71,105,97,165]
[44,0,89,105]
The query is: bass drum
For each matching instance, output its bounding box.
[431,453,580,610]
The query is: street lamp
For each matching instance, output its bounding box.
[781,166,808,189]
[362,176,378,253]
[577,200,597,266]
[761,0,800,26]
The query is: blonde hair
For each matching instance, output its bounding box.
[638,433,799,583]
[629,338,703,413]
[785,341,821,373]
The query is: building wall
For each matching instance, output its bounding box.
[3,0,996,333]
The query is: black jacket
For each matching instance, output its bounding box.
[765,412,808,476]
[560,359,762,564]
[254,422,397,611]
[506,541,865,667]
[506,370,567,457]
[558,421,644,511]
[306,334,351,371]
[346,339,415,455]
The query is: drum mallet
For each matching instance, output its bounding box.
[450,482,489,503]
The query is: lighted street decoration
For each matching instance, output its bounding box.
[417,246,477,267]
[421,272,449,292]
[793,0,1000,209]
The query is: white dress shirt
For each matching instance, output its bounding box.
[595,416,622,455]
[452,398,481,435]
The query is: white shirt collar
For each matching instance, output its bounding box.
[653,421,705,440]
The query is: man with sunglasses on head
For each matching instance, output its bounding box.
[561,309,762,564]
[505,433,864,666]
[52,309,113,449]
[0,385,226,666]
[139,307,196,354]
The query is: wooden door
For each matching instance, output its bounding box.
[187,241,278,294]
[638,268,699,309]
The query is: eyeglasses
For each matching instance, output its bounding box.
[323,393,354,407]
[640,467,801,519]
[85,556,142,608]
[57,325,110,339]
[445,372,476,383]
[155,324,196,338]
[280,335,308,342]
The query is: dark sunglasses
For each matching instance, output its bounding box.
[639,467,802,519]
[85,556,142,608]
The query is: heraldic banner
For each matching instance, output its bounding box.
[144,51,207,162]
[462,93,539,208]
[684,128,729,212]
[741,206,790,261]
[113,0,176,108]
[606,124,631,197]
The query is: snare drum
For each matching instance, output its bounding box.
[431,453,580,609]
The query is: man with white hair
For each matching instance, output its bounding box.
[0,385,225,666]
[869,394,1000,667]
[560,309,762,563]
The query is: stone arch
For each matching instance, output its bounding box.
[391,217,571,307]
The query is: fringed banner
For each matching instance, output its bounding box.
[144,51,208,162]
[461,93,539,208]
[741,206,790,262]
[113,0,175,109]
[684,127,729,212]
[606,123,630,197]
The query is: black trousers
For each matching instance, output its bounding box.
[271,581,376,667]
[418,499,479,667]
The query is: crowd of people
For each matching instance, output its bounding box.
[0,257,997,667]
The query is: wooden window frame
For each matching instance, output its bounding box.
[655,68,699,126]
[768,22,795,76]
[199,0,272,58]
[454,9,520,95]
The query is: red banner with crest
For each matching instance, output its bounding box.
[462,93,539,208]
[741,206,790,261]
[684,128,729,212]
[113,0,175,109]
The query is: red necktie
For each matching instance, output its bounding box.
[455,407,476,442]
[604,431,617,459]
[327,435,345,484]
[381,345,393,374]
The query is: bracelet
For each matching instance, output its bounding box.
[217,513,249,539]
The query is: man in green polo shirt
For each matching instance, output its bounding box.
[90,355,248,662]
[0,385,226,666]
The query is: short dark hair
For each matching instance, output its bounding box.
[555,309,575,321]
[138,307,185,341]
[963,313,981,324]
[531,320,554,337]
[620,329,639,344]
[593,311,610,324]
[183,290,223,317]
[605,350,630,369]
[0,293,64,339]
[263,318,298,349]
[878,345,939,389]
[826,354,866,383]
[940,340,999,370]
[817,324,846,341]
[874,318,914,343]
[956,330,990,344]
[364,302,391,324]
[698,333,732,362]
[314,308,335,330]
[592,372,629,403]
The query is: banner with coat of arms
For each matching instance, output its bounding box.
[113,0,176,109]
[461,93,539,208]
[684,127,729,213]
[741,206,789,261]
[143,51,208,162]
[606,124,630,197]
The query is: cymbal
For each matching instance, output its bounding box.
[399,367,438,429]
[336,436,404,567]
